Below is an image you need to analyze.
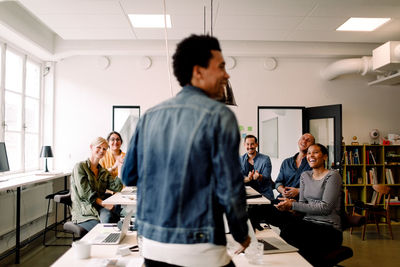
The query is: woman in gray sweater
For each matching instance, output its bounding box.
[262,143,343,266]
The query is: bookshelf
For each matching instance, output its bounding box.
[342,145,400,219]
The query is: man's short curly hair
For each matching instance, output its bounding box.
[172,34,221,87]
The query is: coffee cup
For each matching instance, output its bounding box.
[72,240,91,259]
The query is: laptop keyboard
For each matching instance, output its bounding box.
[103,233,120,243]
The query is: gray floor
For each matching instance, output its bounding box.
[1,224,400,267]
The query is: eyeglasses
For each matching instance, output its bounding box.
[110,138,121,142]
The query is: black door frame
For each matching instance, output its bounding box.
[303,104,342,167]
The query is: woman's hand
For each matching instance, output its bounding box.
[96,198,114,210]
[275,198,296,211]
[103,204,114,210]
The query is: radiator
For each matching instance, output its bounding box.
[0,183,53,236]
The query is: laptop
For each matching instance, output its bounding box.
[245,186,262,199]
[91,208,134,245]
[247,220,298,254]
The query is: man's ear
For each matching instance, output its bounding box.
[192,65,203,79]
[191,65,203,86]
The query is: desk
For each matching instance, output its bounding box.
[245,186,271,205]
[102,186,270,206]
[102,187,137,206]
[0,172,71,264]
[51,224,311,267]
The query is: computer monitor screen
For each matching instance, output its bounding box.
[0,142,10,173]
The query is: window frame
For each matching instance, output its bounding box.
[1,42,44,174]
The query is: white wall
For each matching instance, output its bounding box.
[53,52,400,172]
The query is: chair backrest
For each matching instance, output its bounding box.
[53,192,72,207]
[372,184,391,210]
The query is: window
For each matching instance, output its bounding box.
[1,45,42,173]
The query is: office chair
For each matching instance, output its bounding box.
[43,189,70,246]
[320,190,366,267]
[54,193,88,241]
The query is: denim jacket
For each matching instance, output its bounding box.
[122,85,248,246]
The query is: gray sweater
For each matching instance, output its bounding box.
[292,170,342,231]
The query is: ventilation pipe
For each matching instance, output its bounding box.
[320,56,373,81]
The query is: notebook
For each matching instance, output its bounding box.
[91,208,134,245]
[247,219,298,254]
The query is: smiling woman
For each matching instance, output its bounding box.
[251,143,344,266]
[100,131,126,178]
[69,137,123,232]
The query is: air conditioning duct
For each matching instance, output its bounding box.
[320,41,400,85]
[372,41,400,71]
[320,56,373,81]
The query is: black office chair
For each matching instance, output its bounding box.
[54,193,88,241]
[319,190,366,267]
[43,189,70,246]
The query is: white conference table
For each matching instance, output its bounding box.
[102,186,270,206]
[0,171,71,264]
[51,224,311,267]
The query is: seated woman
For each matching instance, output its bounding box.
[100,131,125,178]
[71,137,123,232]
[261,143,342,266]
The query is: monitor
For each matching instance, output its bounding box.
[0,142,10,173]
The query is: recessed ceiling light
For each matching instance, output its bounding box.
[336,17,391,31]
[128,14,171,28]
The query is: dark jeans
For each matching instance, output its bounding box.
[144,258,236,267]
[251,204,343,267]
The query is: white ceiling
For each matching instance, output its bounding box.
[16,0,400,43]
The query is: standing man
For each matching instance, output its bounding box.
[274,133,315,201]
[240,135,274,201]
[122,35,250,267]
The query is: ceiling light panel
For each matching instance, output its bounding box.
[128,14,171,28]
[336,17,391,31]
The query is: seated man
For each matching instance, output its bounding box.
[240,135,274,201]
[274,133,315,203]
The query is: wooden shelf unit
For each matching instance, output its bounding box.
[342,144,400,219]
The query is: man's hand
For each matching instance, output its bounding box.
[244,171,255,183]
[282,187,299,198]
[253,170,263,182]
[235,235,251,254]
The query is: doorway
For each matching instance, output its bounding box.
[258,104,342,179]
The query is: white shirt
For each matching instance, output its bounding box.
[142,237,232,266]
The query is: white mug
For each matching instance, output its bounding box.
[72,240,91,259]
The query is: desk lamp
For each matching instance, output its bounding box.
[40,146,53,172]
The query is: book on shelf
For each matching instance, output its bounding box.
[344,188,352,205]
[348,191,352,205]
[370,191,378,205]
[369,150,377,165]
[353,149,360,164]
[368,168,378,184]
[385,168,394,184]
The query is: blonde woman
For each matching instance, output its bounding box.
[100,131,125,177]
[70,137,123,232]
